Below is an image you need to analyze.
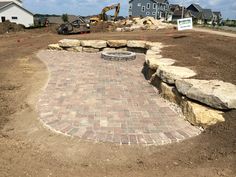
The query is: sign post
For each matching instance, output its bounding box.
[177,18,193,31]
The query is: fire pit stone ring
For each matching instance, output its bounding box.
[101,51,136,61]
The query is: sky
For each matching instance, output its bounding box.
[23,0,236,19]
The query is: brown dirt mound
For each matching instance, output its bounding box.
[0,20,25,34]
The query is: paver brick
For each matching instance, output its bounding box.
[36,51,201,145]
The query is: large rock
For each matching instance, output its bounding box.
[107,40,127,47]
[81,40,107,49]
[58,39,80,48]
[102,47,116,52]
[156,66,196,85]
[150,46,161,52]
[48,44,63,50]
[115,28,122,32]
[146,49,160,55]
[127,40,146,48]
[145,41,162,49]
[82,47,99,53]
[159,82,182,105]
[146,57,175,70]
[176,79,236,110]
[182,100,225,126]
[66,46,82,52]
[116,47,128,51]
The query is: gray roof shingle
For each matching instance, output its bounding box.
[0,1,12,9]
[202,9,213,20]
[192,3,203,12]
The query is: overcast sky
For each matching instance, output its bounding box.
[23,0,236,19]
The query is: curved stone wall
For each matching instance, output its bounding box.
[48,39,236,128]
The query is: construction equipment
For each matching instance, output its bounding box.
[90,3,120,23]
[57,16,90,35]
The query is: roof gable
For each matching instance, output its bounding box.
[0,2,33,15]
[187,4,203,12]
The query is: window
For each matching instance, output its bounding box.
[152,12,156,15]
[1,16,6,22]
[146,12,150,15]
[129,4,132,9]
[147,3,150,9]
[141,6,145,12]
[137,3,141,6]
[12,16,18,20]
[153,3,157,9]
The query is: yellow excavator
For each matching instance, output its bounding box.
[90,3,120,23]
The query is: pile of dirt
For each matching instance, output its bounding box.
[0,20,25,34]
[115,17,173,32]
[90,21,115,32]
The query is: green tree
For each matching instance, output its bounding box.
[62,14,68,22]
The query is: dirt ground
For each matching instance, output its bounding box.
[0,28,235,177]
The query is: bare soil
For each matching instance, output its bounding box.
[0,29,235,177]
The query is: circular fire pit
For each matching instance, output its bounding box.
[101,51,136,61]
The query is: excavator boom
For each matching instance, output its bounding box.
[90,3,120,23]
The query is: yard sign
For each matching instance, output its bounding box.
[177,18,193,31]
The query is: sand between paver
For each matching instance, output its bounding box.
[36,50,201,145]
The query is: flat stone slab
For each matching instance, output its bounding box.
[146,57,176,70]
[127,40,147,48]
[48,44,63,50]
[81,40,107,49]
[176,79,236,110]
[107,40,127,47]
[36,51,201,145]
[156,66,197,84]
[58,39,81,48]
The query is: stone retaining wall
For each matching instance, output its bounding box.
[48,39,236,128]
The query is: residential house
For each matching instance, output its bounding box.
[187,4,219,25]
[0,0,33,27]
[129,0,170,20]
[169,4,191,21]
[213,11,222,24]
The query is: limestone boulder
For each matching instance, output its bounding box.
[107,40,127,47]
[65,46,82,52]
[159,82,182,105]
[115,28,122,32]
[58,39,80,48]
[103,48,116,52]
[182,100,225,127]
[146,49,160,55]
[48,44,63,50]
[116,47,128,51]
[81,40,107,49]
[127,40,147,48]
[82,47,100,53]
[146,57,175,70]
[145,41,162,49]
[156,66,196,85]
[150,46,161,52]
[176,79,236,110]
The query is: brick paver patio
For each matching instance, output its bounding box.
[36,50,201,145]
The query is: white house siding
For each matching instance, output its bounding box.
[0,4,33,27]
